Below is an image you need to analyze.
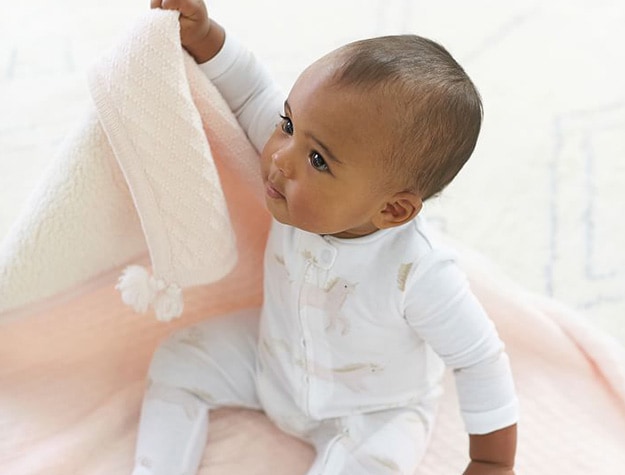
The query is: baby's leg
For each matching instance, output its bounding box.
[306,405,436,475]
[132,308,261,475]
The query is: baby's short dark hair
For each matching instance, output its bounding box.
[332,35,482,200]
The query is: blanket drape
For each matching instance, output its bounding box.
[1,10,624,475]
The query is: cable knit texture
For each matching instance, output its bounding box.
[0,10,261,317]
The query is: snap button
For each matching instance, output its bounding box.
[314,246,336,269]
[320,249,333,265]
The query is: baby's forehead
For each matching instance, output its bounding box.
[292,64,397,119]
[302,51,400,99]
[285,63,396,135]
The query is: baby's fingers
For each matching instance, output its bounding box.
[153,0,183,10]
[152,0,201,18]
[151,0,185,11]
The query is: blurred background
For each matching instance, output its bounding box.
[1,0,623,345]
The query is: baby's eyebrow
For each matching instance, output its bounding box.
[309,135,342,165]
[284,100,342,165]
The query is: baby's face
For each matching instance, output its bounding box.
[260,56,399,238]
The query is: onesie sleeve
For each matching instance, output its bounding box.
[404,249,519,435]
[198,34,284,153]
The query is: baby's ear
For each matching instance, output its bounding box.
[373,192,422,229]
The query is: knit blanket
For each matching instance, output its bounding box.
[1,10,625,475]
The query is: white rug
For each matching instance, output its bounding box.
[1,0,623,345]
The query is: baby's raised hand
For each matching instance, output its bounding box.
[151,0,224,63]
[463,461,515,475]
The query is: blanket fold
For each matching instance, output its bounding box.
[1,10,624,475]
[0,10,265,320]
[88,10,236,296]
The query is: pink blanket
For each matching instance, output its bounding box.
[2,247,624,474]
[1,11,624,475]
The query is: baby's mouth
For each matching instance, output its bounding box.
[265,180,285,200]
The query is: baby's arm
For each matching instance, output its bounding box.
[404,250,518,474]
[465,426,516,474]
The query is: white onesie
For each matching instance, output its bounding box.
[131,34,518,475]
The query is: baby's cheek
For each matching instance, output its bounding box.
[296,200,331,232]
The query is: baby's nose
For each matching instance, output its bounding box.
[272,150,293,177]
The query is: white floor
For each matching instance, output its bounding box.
[1,0,624,345]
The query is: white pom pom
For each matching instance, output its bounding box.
[115,265,157,314]
[152,283,184,322]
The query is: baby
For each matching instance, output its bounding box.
[135,1,519,474]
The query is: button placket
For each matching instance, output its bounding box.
[296,237,338,416]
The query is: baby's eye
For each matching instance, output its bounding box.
[279,114,293,135]
[309,152,329,172]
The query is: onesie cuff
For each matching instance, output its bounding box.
[197,33,243,80]
[462,397,519,435]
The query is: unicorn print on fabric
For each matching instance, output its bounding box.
[302,277,358,336]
